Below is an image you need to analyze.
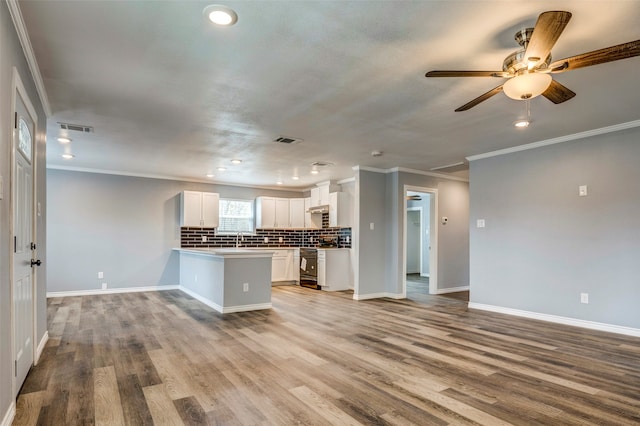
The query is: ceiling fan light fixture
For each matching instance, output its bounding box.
[203,5,238,26]
[503,72,552,100]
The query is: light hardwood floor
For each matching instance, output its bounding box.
[14,285,640,425]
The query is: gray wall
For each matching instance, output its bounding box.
[469,126,640,329]
[1,1,48,417]
[356,170,388,295]
[355,169,469,297]
[47,169,301,292]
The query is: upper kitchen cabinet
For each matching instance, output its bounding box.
[289,198,306,229]
[309,181,339,207]
[256,197,291,229]
[309,186,327,207]
[329,192,352,227]
[181,191,219,228]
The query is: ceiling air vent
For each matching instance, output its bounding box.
[58,122,94,133]
[273,136,302,144]
[310,161,334,168]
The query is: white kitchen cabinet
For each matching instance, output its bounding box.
[271,250,289,282]
[304,197,321,229]
[256,197,276,228]
[317,249,351,291]
[310,184,330,207]
[275,198,290,228]
[289,198,305,228]
[256,197,290,228]
[293,248,300,282]
[271,249,295,283]
[180,191,219,228]
[329,192,351,227]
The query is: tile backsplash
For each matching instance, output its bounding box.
[181,227,352,249]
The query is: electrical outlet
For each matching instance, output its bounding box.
[243,283,249,292]
[278,237,283,243]
[579,185,588,197]
[202,235,207,242]
[346,236,350,243]
[102,283,107,290]
[98,271,104,279]
[264,237,269,243]
[580,293,589,304]
[477,219,485,228]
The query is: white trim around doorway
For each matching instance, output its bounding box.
[402,185,438,297]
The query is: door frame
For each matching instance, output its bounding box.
[10,67,39,397]
[402,185,438,295]
[405,207,422,275]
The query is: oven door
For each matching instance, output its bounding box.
[300,249,318,287]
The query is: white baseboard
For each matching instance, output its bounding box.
[353,292,404,300]
[46,285,179,298]
[468,302,640,338]
[1,402,15,426]
[35,331,49,364]
[436,285,469,294]
[179,286,271,314]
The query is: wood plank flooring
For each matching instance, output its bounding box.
[14,285,640,425]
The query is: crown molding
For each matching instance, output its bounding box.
[390,167,469,182]
[46,165,307,192]
[352,165,468,182]
[6,0,52,117]
[467,119,640,162]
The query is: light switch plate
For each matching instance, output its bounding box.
[579,185,588,197]
[477,219,486,228]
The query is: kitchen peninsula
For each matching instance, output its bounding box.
[174,248,274,314]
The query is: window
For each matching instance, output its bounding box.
[218,198,255,234]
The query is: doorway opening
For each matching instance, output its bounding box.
[402,185,437,299]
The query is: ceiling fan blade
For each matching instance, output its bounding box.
[525,11,572,68]
[455,84,504,112]
[549,39,640,73]
[542,79,576,104]
[426,70,510,78]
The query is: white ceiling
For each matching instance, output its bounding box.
[18,1,640,189]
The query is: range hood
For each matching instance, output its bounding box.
[307,204,329,214]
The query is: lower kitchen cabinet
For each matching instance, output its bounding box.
[271,249,296,284]
[317,249,351,291]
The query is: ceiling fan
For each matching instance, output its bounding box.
[426,11,640,111]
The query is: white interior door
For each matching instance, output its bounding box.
[13,86,36,395]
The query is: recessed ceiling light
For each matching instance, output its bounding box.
[514,120,530,128]
[230,159,242,164]
[217,167,227,172]
[57,137,71,143]
[310,170,319,175]
[62,153,75,159]
[206,174,215,178]
[203,5,238,26]
[292,176,299,180]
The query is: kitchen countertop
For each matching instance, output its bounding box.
[173,247,275,258]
